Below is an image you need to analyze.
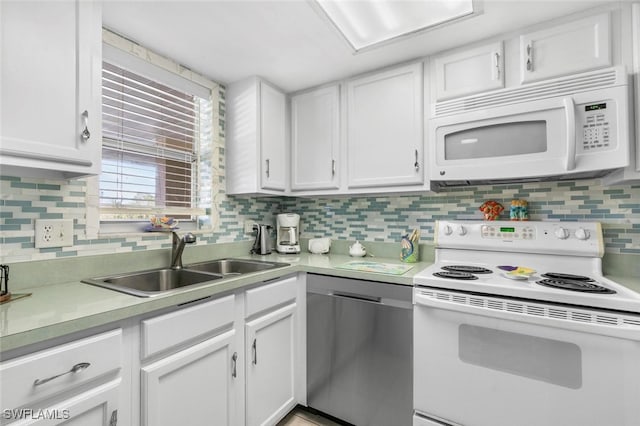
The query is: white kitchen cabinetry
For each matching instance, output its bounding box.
[0,0,102,179]
[290,85,341,191]
[244,276,303,426]
[433,41,504,100]
[519,12,611,84]
[139,294,241,426]
[226,77,288,194]
[141,331,238,426]
[0,329,123,425]
[9,380,122,426]
[346,62,424,189]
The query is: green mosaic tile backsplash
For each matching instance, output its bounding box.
[0,175,639,263]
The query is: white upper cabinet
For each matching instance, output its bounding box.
[346,62,424,189]
[519,12,612,84]
[226,77,287,194]
[260,82,287,191]
[0,0,102,179]
[290,85,340,191]
[433,41,504,101]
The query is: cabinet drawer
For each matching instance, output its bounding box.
[141,294,235,359]
[0,329,122,411]
[245,276,298,318]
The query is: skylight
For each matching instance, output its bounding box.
[314,0,476,52]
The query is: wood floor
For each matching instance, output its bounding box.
[277,406,344,426]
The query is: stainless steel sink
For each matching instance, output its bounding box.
[82,259,289,297]
[82,268,224,297]
[185,258,290,276]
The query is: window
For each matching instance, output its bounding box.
[100,59,211,223]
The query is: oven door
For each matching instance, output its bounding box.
[414,288,640,426]
[428,85,629,183]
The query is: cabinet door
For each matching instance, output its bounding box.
[291,85,340,191]
[246,303,296,426]
[520,12,611,84]
[141,330,239,426]
[0,0,101,178]
[9,379,120,426]
[260,82,287,191]
[346,63,424,188]
[434,41,504,100]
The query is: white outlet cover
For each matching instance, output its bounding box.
[35,219,74,248]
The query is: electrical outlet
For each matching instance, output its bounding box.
[244,220,258,234]
[35,219,74,248]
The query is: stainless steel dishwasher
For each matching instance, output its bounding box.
[307,274,413,426]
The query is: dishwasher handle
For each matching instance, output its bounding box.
[330,291,382,304]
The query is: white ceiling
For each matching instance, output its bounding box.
[102,0,614,93]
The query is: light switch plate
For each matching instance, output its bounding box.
[35,219,74,248]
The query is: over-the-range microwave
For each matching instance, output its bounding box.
[428,66,632,189]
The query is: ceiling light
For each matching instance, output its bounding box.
[313,0,477,53]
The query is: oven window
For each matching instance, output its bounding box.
[444,120,547,160]
[458,324,582,389]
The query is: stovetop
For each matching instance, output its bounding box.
[413,220,640,313]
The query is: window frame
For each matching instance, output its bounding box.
[88,30,221,237]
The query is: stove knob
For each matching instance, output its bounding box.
[443,225,453,236]
[457,225,467,236]
[554,227,570,240]
[575,228,590,240]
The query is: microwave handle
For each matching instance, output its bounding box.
[563,96,576,171]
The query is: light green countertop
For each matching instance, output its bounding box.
[2,240,639,355]
[0,245,432,353]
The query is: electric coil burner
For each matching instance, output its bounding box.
[433,271,478,280]
[537,278,616,294]
[442,265,493,274]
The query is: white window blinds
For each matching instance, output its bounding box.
[100,61,211,219]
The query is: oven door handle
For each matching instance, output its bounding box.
[414,292,640,341]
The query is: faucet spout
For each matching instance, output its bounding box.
[171,232,196,269]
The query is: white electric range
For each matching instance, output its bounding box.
[412,220,640,426]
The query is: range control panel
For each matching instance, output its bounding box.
[579,101,616,153]
[436,220,604,257]
[481,224,536,240]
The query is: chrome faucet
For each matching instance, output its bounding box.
[171,232,196,269]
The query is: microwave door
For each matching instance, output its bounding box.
[431,97,572,181]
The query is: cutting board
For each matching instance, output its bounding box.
[335,261,414,275]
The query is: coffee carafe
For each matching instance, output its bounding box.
[276,213,300,254]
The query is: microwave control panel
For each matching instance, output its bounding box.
[579,101,616,152]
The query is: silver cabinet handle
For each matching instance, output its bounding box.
[331,159,336,177]
[81,110,91,141]
[265,159,270,178]
[109,410,118,426]
[252,338,257,365]
[231,352,238,378]
[494,52,501,79]
[414,149,420,172]
[526,44,533,71]
[33,362,90,386]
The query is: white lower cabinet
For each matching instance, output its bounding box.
[138,294,240,426]
[0,329,124,425]
[136,274,304,426]
[10,379,122,426]
[245,303,297,426]
[141,330,239,426]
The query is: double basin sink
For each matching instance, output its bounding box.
[82,258,289,297]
